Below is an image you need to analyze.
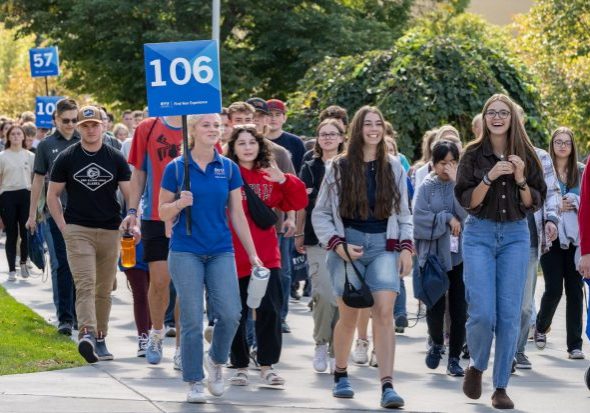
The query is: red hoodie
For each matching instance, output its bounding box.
[579,159,590,254]
[231,166,308,277]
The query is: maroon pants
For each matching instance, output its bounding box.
[124,268,151,337]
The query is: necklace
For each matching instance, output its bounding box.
[81,146,99,157]
[558,170,568,182]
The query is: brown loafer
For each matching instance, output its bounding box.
[463,366,483,399]
[491,388,514,409]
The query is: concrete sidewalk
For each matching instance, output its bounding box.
[0,254,589,412]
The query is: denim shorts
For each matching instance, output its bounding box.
[326,227,400,296]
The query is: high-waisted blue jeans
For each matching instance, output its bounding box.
[462,216,529,389]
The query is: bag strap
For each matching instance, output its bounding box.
[426,214,438,256]
[145,117,158,145]
[342,243,366,283]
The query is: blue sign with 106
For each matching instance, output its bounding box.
[35,96,63,128]
[29,47,60,77]
[143,40,222,117]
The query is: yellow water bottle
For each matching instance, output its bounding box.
[120,232,136,268]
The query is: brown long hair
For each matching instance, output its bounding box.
[549,127,579,189]
[334,106,399,219]
[464,94,542,175]
[226,125,273,169]
[5,125,26,149]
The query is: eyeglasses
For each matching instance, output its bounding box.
[59,118,78,125]
[484,110,511,120]
[318,132,341,139]
[553,140,572,148]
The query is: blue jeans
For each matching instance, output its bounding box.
[462,216,529,389]
[394,278,407,318]
[40,220,59,313]
[164,280,177,327]
[516,247,539,354]
[168,251,241,382]
[48,216,76,325]
[279,236,293,321]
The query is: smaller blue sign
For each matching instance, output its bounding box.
[29,47,60,77]
[35,96,63,128]
[144,40,222,117]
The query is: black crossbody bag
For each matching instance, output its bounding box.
[243,183,278,230]
[342,243,374,308]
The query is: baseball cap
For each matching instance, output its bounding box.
[77,106,102,125]
[246,97,269,114]
[267,99,286,113]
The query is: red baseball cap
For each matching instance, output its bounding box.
[266,99,286,113]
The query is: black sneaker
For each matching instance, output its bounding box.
[57,322,73,336]
[395,315,408,333]
[78,331,99,363]
[461,343,470,359]
[585,365,590,390]
[447,357,465,377]
[425,344,444,369]
[95,334,114,361]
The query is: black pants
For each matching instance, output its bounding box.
[48,216,77,325]
[538,240,583,352]
[426,263,466,358]
[0,189,30,271]
[230,268,283,368]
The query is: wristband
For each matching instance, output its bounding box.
[127,208,137,216]
[482,174,492,186]
[294,233,304,238]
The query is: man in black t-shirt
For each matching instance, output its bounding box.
[47,106,131,364]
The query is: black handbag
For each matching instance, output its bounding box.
[243,183,278,230]
[341,243,374,308]
[414,216,449,309]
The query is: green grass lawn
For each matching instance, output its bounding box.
[0,285,85,375]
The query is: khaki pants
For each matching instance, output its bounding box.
[63,224,120,338]
[308,245,339,356]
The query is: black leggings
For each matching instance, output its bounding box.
[0,189,30,272]
[538,239,584,352]
[230,268,283,368]
[426,263,466,358]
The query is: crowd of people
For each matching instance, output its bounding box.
[1,92,589,410]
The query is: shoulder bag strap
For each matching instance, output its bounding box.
[343,242,366,283]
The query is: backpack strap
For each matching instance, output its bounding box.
[145,118,158,144]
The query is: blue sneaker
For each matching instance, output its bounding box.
[381,387,405,408]
[332,377,354,398]
[425,344,444,369]
[146,331,163,365]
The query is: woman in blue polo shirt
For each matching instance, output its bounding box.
[159,113,262,404]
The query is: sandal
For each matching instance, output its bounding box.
[229,369,249,386]
[261,369,285,386]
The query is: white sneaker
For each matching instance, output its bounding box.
[352,338,369,365]
[8,271,16,282]
[313,344,328,372]
[20,265,30,279]
[186,381,206,403]
[329,357,336,374]
[568,349,585,360]
[204,354,224,396]
[173,347,182,371]
[369,349,378,367]
[204,325,214,344]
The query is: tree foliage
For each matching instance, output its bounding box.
[0,0,413,108]
[288,13,548,160]
[513,0,590,148]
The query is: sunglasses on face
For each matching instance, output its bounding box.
[59,118,78,125]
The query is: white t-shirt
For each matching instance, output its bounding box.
[0,149,35,194]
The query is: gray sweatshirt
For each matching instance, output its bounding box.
[413,173,467,272]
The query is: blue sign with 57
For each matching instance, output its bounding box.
[29,47,60,77]
[143,40,222,117]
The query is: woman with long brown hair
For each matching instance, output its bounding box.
[534,127,585,359]
[455,94,546,409]
[312,106,412,408]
